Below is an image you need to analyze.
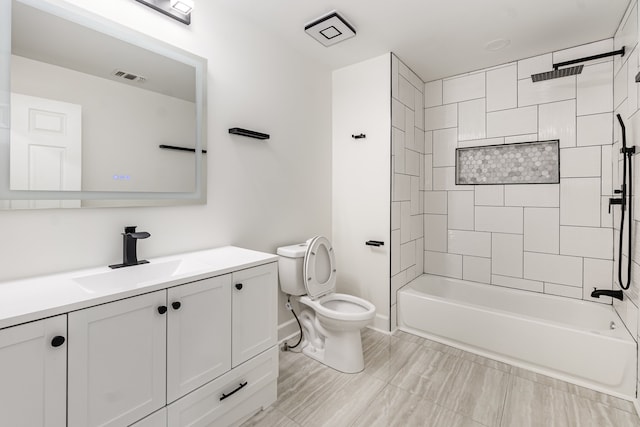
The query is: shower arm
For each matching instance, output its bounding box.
[553,47,625,70]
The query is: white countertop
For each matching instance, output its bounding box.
[0,246,277,330]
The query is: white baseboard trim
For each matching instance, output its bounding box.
[634,397,640,418]
[278,318,300,344]
[370,313,390,333]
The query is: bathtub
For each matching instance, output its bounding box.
[397,274,637,399]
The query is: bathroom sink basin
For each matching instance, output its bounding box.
[73,258,211,293]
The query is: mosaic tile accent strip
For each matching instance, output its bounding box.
[455,140,559,185]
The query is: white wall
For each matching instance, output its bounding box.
[0,0,332,332]
[612,0,640,410]
[332,54,391,331]
[423,39,615,302]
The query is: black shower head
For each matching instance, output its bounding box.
[531,65,584,82]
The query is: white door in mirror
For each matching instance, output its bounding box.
[10,93,81,208]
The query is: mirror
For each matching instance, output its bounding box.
[0,0,207,208]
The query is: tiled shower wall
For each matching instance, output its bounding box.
[423,39,616,302]
[613,0,640,408]
[390,54,425,329]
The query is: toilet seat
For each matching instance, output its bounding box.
[299,293,376,322]
[303,236,337,300]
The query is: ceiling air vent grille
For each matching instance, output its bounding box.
[111,69,146,83]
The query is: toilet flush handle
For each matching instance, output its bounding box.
[365,240,384,247]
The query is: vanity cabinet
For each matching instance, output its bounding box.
[68,290,167,427]
[66,261,277,427]
[0,315,67,427]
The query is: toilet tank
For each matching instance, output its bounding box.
[276,243,308,296]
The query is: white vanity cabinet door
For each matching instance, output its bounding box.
[68,290,167,427]
[0,315,67,427]
[130,408,167,427]
[167,274,232,403]
[231,262,278,367]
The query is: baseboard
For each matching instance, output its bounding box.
[634,397,640,418]
[278,318,300,344]
[370,313,390,333]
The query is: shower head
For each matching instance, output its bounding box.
[531,65,583,82]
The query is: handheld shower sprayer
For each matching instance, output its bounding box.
[614,114,635,291]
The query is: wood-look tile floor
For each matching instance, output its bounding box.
[242,329,640,427]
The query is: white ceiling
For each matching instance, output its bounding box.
[215,0,631,82]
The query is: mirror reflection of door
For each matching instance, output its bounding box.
[10,93,81,208]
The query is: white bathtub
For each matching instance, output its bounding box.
[397,274,637,399]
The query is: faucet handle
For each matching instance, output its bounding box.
[124,226,137,234]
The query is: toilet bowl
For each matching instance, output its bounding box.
[277,236,376,373]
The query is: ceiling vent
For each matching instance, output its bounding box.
[111,69,147,83]
[305,10,356,47]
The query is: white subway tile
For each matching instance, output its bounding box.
[433,167,451,191]
[401,240,416,270]
[391,229,400,275]
[560,178,601,226]
[616,4,638,73]
[475,185,504,206]
[401,201,411,243]
[406,149,420,176]
[463,256,491,283]
[458,99,486,141]
[487,64,517,112]
[626,48,639,120]
[393,128,405,174]
[392,202,401,230]
[425,191,447,214]
[475,206,523,233]
[411,177,420,215]
[425,154,433,190]
[415,87,425,130]
[544,282,582,299]
[401,63,423,93]
[425,80,443,107]
[449,230,491,257]
[492,274,543,292]
[425,104,457,131]
[601,196,614,228]
[578,62,614,115]
[425,131,433,154]
[393,173,411,201]
[614,61,628,110]
[425,251,462,279]
[524,207,560,254]
[518,77,576,107]
[405,106,415,150]
[458,137,504,148]
[448,191,475,230]
[392,98,405,129]
[553,39,614,67]
[560,226,613,259]
[524,252,582,287]
[415,129,426,154]
[577,113,613,146]
[539,99,576,148]
[433,128,458,167]
[518,53,552,80]
[399,76,415,108]
[560,146,601,177]
[487,106,537,137]
[492,233,523,277]
[424,214,447,251]
[415,238,424,275]
[504,134,538,144]
[583,259,613,301]
[504,184,559,207]
[443,73,485,103]
[391,55,399,100]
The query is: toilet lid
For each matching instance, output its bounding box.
[303,236,336,300]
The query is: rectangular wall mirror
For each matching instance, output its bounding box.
[0,0,207,208]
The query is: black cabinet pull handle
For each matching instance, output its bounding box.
[235,283,243,290]
[219,381,248,401]
[365,240,385,247]
[157,305,168,315]
[51,336,65,348]
[171,301,181,310]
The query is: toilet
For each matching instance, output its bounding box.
[277,236,376,373]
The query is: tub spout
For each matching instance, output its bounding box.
[591,288,624,301]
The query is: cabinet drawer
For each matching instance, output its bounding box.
[168,346,278,427]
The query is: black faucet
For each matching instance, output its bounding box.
[109,226,151,269]
[590,288,624,301]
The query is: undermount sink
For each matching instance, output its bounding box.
[73,258,211,293]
